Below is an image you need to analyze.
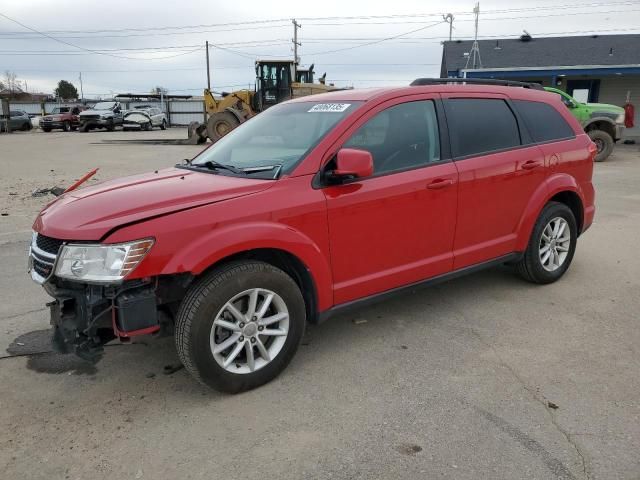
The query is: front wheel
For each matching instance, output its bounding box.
[588,130,613,162]
[175,261,305,393]
[62,121,71,132]
[515,201,577,284]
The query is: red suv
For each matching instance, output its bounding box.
[29,79,596,392]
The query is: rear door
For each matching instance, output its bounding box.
[323,96,459,304]
[443,94,546,269]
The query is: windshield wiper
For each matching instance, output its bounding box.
[200,160,246,175]
[241,165,282,174]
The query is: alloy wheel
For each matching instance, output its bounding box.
[210,288,289,374]
[539,216,571,272]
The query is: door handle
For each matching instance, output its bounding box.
[426,178,454,190]
[521,160,542,171]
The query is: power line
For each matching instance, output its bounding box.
[0,1,633,36]
[306,20,446,55]
[0,11,205,60]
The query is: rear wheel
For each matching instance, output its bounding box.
[42,127,51,132]
[206,111,239,142]
[515,202,577,284]
[175,261,305,393]
[105,119,115,131]
[160,119,167,130]
[62,121,71,132]
[22,122,32,131]
[588,130,613,162]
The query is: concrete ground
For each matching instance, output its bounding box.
[0,129,638,480]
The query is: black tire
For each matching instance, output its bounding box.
[70,125,77,131]
[105,119,115,132]
[515,201,578,284]
[22,122,32,131]
[42,127,52,133]
[206,111,239,142]
[588,130,614,162]
[62,121,71,132]
[81,123,90,132]
[175,261,306,393]
[160,119,167,130]
[144,122,152,131]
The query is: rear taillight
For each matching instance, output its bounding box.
[588,141,598,161]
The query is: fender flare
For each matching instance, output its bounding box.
[583,116,616,132]
[514,173,585,251]
[161,221,334,310]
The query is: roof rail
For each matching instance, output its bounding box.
[410,78,544,90]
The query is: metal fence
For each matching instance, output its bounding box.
[7,99,206,126]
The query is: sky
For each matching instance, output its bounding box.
[1,0,640,98]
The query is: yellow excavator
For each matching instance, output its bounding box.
[186,60,339,144]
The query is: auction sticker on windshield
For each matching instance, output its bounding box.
[308,103,351,113]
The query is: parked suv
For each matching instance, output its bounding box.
[78,101,124,131]
[29,79,596,393]
[544,87,625,162]
[41,105,84,132]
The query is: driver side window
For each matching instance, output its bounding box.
[344,100,440,175]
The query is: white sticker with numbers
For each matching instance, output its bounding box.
[308,103,351,113]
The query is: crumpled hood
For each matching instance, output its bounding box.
[79,109,112,117]
[33,167,273,240]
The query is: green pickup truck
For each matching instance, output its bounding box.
[545,87,625,162]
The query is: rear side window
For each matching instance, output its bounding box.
[514,100,576,143]
[445,98,521,158]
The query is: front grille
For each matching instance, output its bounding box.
[30,233,65,284]
[33,257,54,278]
[82,114,100,121]
[36,234,63,255]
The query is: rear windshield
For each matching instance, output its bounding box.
[191,101,363,177]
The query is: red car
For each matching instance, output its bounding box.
[29,79,596,392]
[41,105,85,132]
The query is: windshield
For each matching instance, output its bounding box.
[50,107,70,114]
[91,102,116,110]
[191,101,362,178]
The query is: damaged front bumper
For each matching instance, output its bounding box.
[44,280,160,362]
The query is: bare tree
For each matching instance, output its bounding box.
[3,71,23,95]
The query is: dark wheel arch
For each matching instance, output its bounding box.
[549,190,584,234]
[197,248,319,324]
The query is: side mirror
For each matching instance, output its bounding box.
[332,148,374,180]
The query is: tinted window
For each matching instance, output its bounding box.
[344,100,440,175]
[514,100,576,143]
[445,99,520,158]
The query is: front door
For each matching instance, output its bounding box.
[323,98,458,305]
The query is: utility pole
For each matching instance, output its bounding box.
[443,13,454,42]
[465,2,482,71]
[78,72,84,101]
[205,40,211,91]
[292,19,301,65]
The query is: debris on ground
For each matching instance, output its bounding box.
[547,401,559,410]
[145,372,156,379]
[32,187,65,197]
[352,318,368,325]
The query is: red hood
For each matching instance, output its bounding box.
[33,167,274,240]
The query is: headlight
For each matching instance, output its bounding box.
[616,113,625,124]
[55,239,154,282]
